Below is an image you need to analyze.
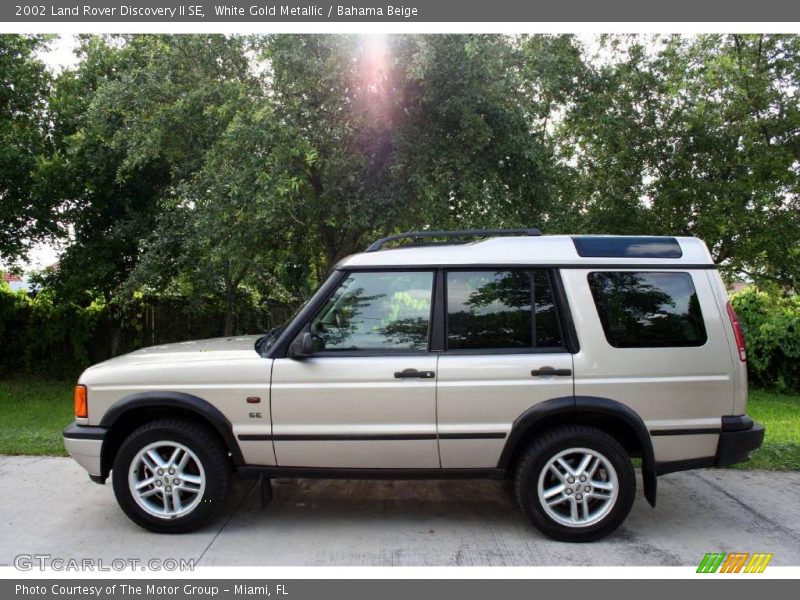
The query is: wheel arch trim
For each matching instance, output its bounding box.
[498,395,657,507]
[99,391,245,467]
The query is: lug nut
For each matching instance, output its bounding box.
[169,469,175,475]
[566,488,573,495]
[173,479,180,485]
[567,477,575,484]
[165,486,172,492]
[157,469,164,476]
[156,480,162,487]
[579,475,586,482]
[576,493,583,500]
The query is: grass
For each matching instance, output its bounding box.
[0,378,72,456]
[0,378,798,469]
[732,389,800,471]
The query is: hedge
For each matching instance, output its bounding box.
[0,282,291,379]
[730,286,800,392]
[2,280,798,391]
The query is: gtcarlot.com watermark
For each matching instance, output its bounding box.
[14,554,195,572]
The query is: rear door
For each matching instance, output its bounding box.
[436,269,574,468]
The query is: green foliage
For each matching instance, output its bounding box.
[536,35,800,287]
[0,282,103,377]
[2,33,800,362]
[0,34,56,263]
[0,280,287,379]
[262,34,556,264]
[731,286,800,391]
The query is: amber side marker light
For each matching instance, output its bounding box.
[74,385,88,418]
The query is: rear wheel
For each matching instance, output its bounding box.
[515,426,635,542]
[112,419,230,533]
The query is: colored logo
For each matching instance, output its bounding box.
[697,552,773,573]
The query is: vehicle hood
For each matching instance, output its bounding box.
[86,335,261,369]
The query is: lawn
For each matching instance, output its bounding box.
[732,389,800,470]
[0,378,72,456]
[0,379,798,469]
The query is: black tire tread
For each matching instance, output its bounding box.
[514,425,635,542]
[111,418,231,534]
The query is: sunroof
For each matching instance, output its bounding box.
[572,236,683,259]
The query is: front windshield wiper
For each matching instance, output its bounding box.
[254,297,312,355]
[254,325,284,354]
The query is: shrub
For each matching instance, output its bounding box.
[730,286,800,392]
[0,280,291,379]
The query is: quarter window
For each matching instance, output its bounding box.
[587,271,707,348]
[310,271,433,351]
[446,270,563,350]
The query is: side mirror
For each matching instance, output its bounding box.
[288,331,315,359]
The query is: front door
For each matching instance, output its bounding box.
[270,270,439,468]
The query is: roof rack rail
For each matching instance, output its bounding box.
[365,228,542,252]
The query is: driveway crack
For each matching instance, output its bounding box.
[691,471,800,543]
[196,481,257,565]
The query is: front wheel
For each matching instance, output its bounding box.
[112,419,231,533]
[515,426,635,542]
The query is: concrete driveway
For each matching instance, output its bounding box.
[1,456,798,566]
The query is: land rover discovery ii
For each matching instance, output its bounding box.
[63,229,764,541]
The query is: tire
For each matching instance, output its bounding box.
[514,425,635,542]
[112,419,231,533]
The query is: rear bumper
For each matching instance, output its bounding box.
[654,415,764,475]
[63,421,108,478]
[714,416,765,467]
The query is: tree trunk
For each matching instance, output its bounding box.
[222,258,236,337]
[224,283,236,337]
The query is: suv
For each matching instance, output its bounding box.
[63,229,764,542]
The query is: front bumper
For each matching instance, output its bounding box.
[63,421,108,478]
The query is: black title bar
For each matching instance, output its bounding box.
[5,0,800,22]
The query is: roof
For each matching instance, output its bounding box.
[338,235,715,268]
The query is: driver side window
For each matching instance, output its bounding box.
[309,271,434,352]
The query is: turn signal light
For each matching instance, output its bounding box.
[74,385,88,418]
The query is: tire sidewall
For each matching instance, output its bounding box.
[112,423,228,533]
[517,429,635,542]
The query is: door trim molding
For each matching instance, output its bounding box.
[239,432,507,442]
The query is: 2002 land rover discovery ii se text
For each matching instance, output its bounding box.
[63,229,764,542]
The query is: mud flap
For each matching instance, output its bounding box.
[643,464,657,507]
[259,473,273,509]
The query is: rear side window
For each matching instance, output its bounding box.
[587,271,707,348]
[446,270,563,350]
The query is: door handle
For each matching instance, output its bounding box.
[531,367,572,377]
[394,368,436,379]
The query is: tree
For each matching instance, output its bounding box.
[44,34,260,305]
[651,35,800,285]
[0,35,53,265]
[132,100,302,335]
[532,34,800,286]
[262,34,557,268]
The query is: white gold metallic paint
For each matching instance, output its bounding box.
[65,235,746,476]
